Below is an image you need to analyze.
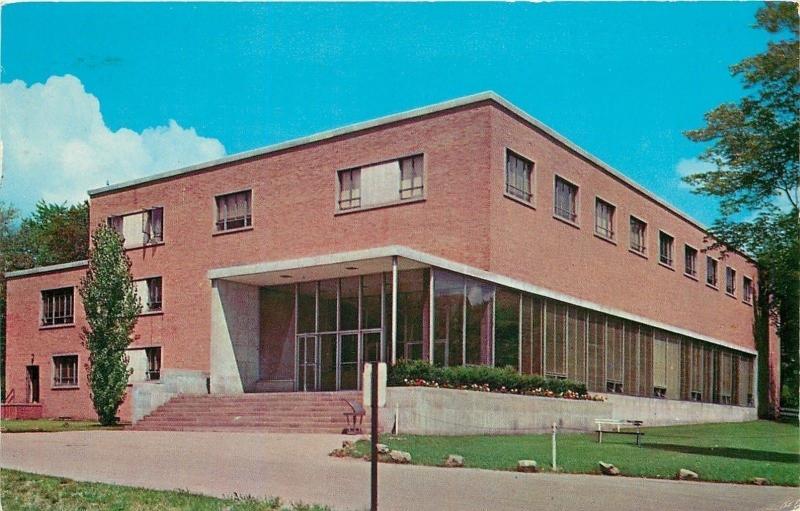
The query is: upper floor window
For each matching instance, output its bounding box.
[400,155,424,200]
[658,231,675,267]
[41,287,74,326]
[136,277,162,313]
[706,256,718,287]
[108,207,163,248]
[554,176,578,223]
[337,155,424,212]
[594,198,615,240]
[726,267,737,295]
[659,231,674,267]
[53,355,78,387]
[684,245,698,277]
[505,151,533,203]
[743,276,754,304]
[629,216,647,254]
[215,190,252,231]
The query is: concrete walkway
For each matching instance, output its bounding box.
[1,431,797,511]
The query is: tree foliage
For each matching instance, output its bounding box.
[79,224,141,425]
[683,2,799,409]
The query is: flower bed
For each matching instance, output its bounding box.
[388,360,603,401]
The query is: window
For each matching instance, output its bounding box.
[726,267,737,295]
[136,277,162,313]
[338,169,361,210]
[594,198,615,240]
[653,386,666,399]
[146,347,161,381]
[505,151,533,202]
[743,276,753,304]
[690,391,702,402]
[400,155,424,199]
[659,231,674,267]
[338,155,424,211]
[706,256,718,287]
[606,381,623,393]
[41,288,74,326]
[684,245,698,277]
[53,355,78,387]
[108,208,163,247]
[216,190,252,231]
[629,216,647,254]
[554,176,578,223]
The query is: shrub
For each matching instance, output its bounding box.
[387,360,593,399]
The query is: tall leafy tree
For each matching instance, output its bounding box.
[683,2,799,413]
[79,224,141,425]
[0,203,21,401]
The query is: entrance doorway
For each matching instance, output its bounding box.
[26,366,39,403]
[298,330,381,391]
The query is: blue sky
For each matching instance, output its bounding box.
[0,2,772,224]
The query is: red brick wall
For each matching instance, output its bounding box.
[487,105,760,352]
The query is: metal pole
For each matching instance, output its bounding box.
[391,256,398,365]
[370,361,379,511]
[551,422,557,471]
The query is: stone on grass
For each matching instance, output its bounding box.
[751,477,768,486]
[329,448,350,458]
[376,443,391,454]
[677,468,699,481]
[598,461,620,476]
[389,450,412,464]
[444,454,464,468]
[516,460,538,473]
[341,440,354,449]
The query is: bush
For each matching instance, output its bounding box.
[387,360,591,399]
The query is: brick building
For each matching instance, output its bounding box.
[3,92,776,424]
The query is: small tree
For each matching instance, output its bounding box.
[79,224,141,425]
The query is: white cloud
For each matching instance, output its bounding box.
[0,75,225,209]
[674,157,717,190]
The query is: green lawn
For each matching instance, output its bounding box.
[0,469,331,511]
[354,420,799,486]
[0,419,122,433]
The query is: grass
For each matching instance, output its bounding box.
[353,420,800,486]
[0,419,123,433]
[0,469,332,511]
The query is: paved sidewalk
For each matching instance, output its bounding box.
[1,431,797,511]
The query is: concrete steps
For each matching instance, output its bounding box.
[131,391,363,433]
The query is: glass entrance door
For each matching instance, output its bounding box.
[339,333,359,390]
[296,335,318,392]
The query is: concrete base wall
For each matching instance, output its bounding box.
[210,280,261,394]
[131,369,208,423]
[601,393,757,426]
[380,387,757,435]
[381,387,612,435]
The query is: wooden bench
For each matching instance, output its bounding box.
[595,419,645,446]
[342,400,366,435]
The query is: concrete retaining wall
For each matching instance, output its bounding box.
[381,387,757,435]
[131,369,208,422]
[210,280,261,393]
[1,403,43,420]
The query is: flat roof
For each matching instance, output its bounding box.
[5,260,88,279]
[87,91,711,234]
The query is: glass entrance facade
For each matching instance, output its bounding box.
[256,267,755,406]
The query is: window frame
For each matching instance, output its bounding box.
[706,256,719,289]
[145,347,162,381]
[335,153,426,214]
[725,266,737,297]
[135,276,163,314]
[553,175,580,226]
[593,196,616,242]
[52,354,79,389]
[504,149,535,205]
[214,189,253,233]
[107,206,165,248]
[658,230,675,268]
[40,286,75,328]
[628,215,648,257]
[742,276,754,305]
[399,154,425,200]
[684,244,698,279]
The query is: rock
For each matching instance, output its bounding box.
[599,461,620,476]
[751,477,768,486]
[677,469,699,481]
[444,454,464,468]
[329,448,350,457]
[389,450,412,464]
[376,443,391,454]
[341,440,354,449]
[516,460,538,473]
